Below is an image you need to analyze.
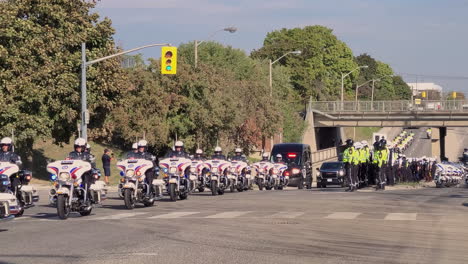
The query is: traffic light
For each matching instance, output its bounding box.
[452,91,457,99]
[161,46,177,75]
[421,91,426,98]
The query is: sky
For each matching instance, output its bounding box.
[94,0,468,93]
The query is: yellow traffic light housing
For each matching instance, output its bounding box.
[161,46,177,75]
[421,91,426,98]
[452,91,457,99]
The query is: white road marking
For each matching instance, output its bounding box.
[205,211,252,219]
[14,216,32,220]
[149,212,200,219]
[384,213,417,221]
[267,212,305,219]
[94,212,147,220]
[325,212,361,220]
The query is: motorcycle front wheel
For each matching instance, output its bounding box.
[211,180,218,196]
[124,189,135,209]
[169,183,178,201]
[258,180,264,191]
[57,194,70,220]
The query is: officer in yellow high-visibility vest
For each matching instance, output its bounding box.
[361,140,371,186]
[342,139,357,192]
[378,139,389,190]
[354,142,365,188]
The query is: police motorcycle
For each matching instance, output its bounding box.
[204,159,231,196]
[159,157,193,201]
[0,163,22,218]
[12,169,39,212]
[229,160,251,192]
[252,153,274,191]
[190,158,210,193]
[434,163,459,188]
[117,158,159,209]
[270,161,289,190]
[117,143,139,199]
[47,159,95,219]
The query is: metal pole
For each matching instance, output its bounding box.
[355,83,358,111]
[194,40,198,68]
[341,74,344,103]
[81,42,87,140]
[371,79,375,111]
[269,59,273,97]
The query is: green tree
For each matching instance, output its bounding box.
[251,25,360,102]
[0,0,128,151]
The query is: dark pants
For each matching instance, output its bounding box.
[345,163,352,187]
[145,169,155,186]
[378,165,386,185]
[387,165,395,186]
[351,164,359,186]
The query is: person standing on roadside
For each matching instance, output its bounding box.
[102,149,113,185]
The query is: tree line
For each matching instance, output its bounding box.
[0,0,411,156]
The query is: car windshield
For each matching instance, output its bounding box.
[271,152,301,165]
[321,163,342,170]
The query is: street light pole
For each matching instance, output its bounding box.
[80,42,171,140]
[194,27,237,68]
[81,43,88,140]
[340,65,368,104]
[269,50,301,96]
[269,59,273,96]
[268,50,301,147]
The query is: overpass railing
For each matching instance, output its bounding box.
[311,147,339,163]
[309,100,468,113]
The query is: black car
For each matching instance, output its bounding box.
[270,143,312,189]
[316,162,346,188]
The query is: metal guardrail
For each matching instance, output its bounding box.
[308,100,468,113]
[312,147,338,163]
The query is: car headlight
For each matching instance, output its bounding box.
[292,168,301,175]
[339,170,345,176]
[59,172,70,181]
[126,170,135,177]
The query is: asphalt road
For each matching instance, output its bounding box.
[404,128,433,158]
[2,186,468,264]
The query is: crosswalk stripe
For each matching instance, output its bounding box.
[14,216,32,220]
[325,212,361,220]
[384,213,417,221]
[267,212,304,219]
[149,212,200,219]
[94,212,147,220]
[205,211,252,219]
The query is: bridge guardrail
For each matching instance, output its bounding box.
[312,147,339,163]
[308,100,468,113]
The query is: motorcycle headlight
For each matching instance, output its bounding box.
[190,168,196,173]
[292,168,301,175]
[212,168,218,173]
[59,172,70,181]
[126,170,135,177]
[339,170,345,176]
[169,167,177,174]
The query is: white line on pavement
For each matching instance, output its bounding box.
[325,212,362,220]
[205,211,252,219]
[149,212,200,219]
[93,212,147,220]
[267,212,305,219]
[384,213,417,221]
